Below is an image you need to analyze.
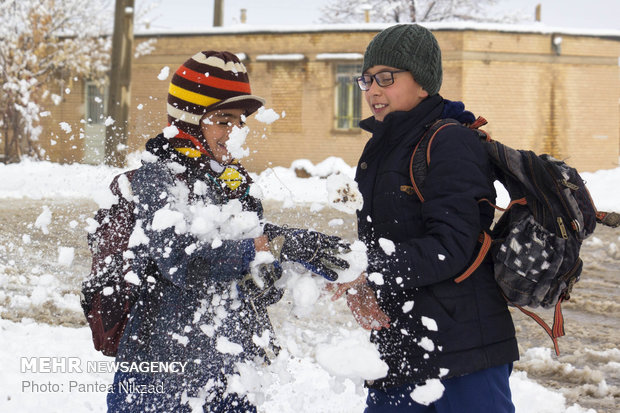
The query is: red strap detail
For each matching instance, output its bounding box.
[596,211,607,221]
[552,297,566,339]
[425,123,458,165]
[479,197,527,212]
[454,231,492,283]
[469,116,488,129]
[506,295,565,356]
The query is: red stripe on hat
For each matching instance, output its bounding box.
[169,125,212,157]
[176,66,252,94]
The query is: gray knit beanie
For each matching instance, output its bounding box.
[362,24,442,96]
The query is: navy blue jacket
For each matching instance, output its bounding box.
[356,95,518,388]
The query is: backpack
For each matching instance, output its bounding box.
[408,117,619,355]
[80,170,139,357]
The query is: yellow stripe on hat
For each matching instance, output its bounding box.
[168,83,220,108]
[175,147,203,158]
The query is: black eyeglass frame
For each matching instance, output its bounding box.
[355,70,408,91]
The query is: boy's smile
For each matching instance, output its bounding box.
[200,108,246,164]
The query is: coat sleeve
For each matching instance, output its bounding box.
[130,162,255,290]
[369,126,494,290]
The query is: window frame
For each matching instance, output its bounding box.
[334,63,362,131]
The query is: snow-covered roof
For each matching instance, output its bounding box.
[255,53,306,62]
[316,53,364,60]
[135,22,620,39]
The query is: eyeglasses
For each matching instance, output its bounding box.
[355,70,407,91]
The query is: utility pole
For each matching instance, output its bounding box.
[214,0,224,26]
[105,0,134,167]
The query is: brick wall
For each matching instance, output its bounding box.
[36,27,620,172]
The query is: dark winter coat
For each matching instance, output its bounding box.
[355,95,519,389]
[107,136,282,412]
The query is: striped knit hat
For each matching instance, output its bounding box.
[167,51,265,148]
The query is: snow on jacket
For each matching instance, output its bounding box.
[109,136,282,412]
[356,95,519,389]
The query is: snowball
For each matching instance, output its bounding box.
[368,272,384,285]
[172,333,189,347]
[410,378,445,406]
[378,238,395,255]
[326,174,363,214]
[163,125,179,138]
[116,173,133,201]
[157,66,170,80]
[59,122,72,133]
[57,247,74,267]
[254,107,280,124]
[92,186,118,209]
[152,207,186,233]
[286,270,321,317]
[402,301,414,313]
[128,220,149,247]
[252,330,271,349]
[418,337,435,352]
[34,206,52,235]
[84,217,100,234]
[225,126,250,160]
[334,240,368,283]
[124,271,141,286]
[421,316,438,331]
[315,337,388,381]
[216,336,243,355]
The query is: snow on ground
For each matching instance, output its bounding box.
[2,157,618,413]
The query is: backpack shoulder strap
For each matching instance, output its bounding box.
[409,118,461,202]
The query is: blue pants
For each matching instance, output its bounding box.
[365,364,514,413]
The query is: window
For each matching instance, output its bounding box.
[335,64,362,130]
[85,82,106,124]
[83,81,107,164]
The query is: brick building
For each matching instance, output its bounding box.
[38,23,620,172]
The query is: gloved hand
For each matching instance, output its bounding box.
[263,223,350,281]
[237,263,284,306]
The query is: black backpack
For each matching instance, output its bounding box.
[409,117,619,355]
[80,170,139,357]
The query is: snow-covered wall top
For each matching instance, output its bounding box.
[135,22,620,39]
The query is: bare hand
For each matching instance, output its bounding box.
[329,274,390,331]
[329,273,368,301]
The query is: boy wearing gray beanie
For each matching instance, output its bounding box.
[336,24,518,412]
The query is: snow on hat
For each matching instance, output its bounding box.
[167,51,265,144]
[363,24,442,96]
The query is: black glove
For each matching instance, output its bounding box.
[237,264,284,306]
[263,223,350,281]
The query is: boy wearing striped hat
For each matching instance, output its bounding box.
[107,51,350,412]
